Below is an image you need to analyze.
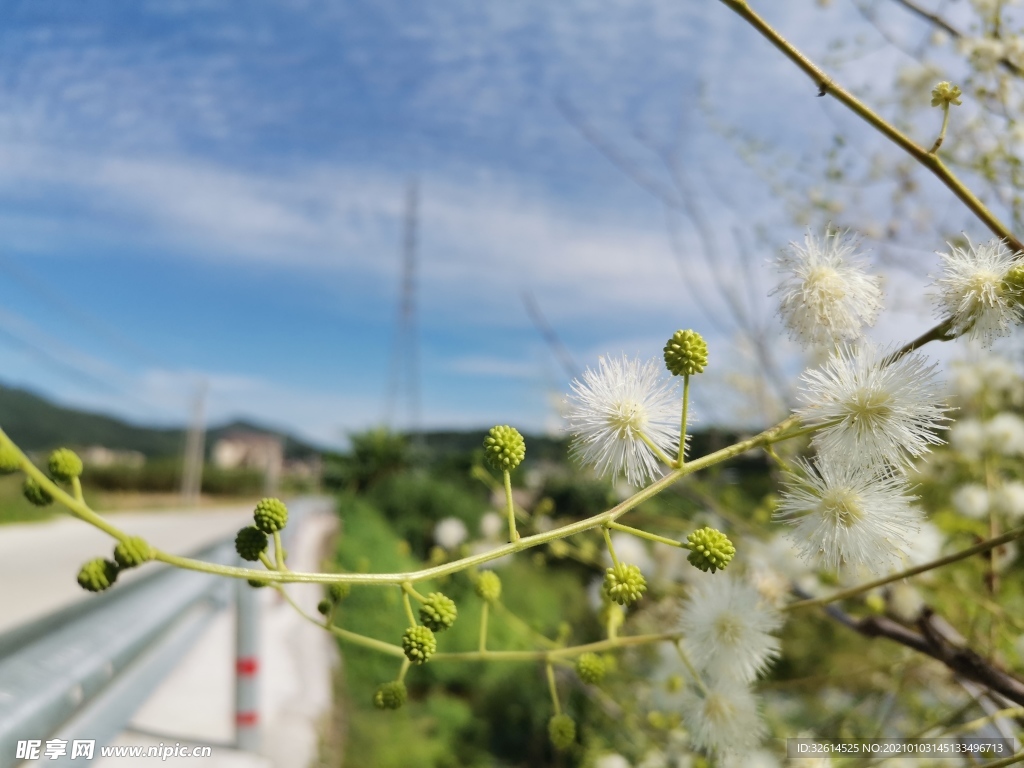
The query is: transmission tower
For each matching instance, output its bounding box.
[180,380,207,506]
[384,179,422,443]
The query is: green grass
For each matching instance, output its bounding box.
[331,492,596,767]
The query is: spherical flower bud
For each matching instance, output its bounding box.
[235,526,269,562]
[419,592,458,632]
[373,680,407,710]
[48,448,83,482]
[1004,263,1024,298]
[483,425,526,472]
[548,714,576,751]
[685,527,736,573]
[253,497,288,533]
[402,625,437,664]
[663,329,709,376]
[23,476,53,507]
[113,536,153,569]
[328,582,351,602]
[77,558,119,592]
[603,562,647,606]
[247,579,268,588]
[575,652,607,684]
[0,443,22,474]
[317,599,332,616]
[475,571,502,603]
[931,80,962,107]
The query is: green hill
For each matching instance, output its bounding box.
[0,382,321,459]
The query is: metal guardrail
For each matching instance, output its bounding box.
[0,496,328,768]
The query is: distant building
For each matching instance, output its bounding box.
[212,431,284,494]
[80,446,146,468]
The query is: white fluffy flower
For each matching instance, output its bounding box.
[479,511,504,540]
[950,417,985,460]
[594,755,631,768]
[932,237,1024,347]
[771,227,883,348]
[681,679,765,756]
[986,412,1024,456]
[952,484,989,519]
[564,355,681,486]
[775,456,923,573]
[797,344,950,471]
[679,576,783,683]
[433,517,468,550]
[993,481,1024,519]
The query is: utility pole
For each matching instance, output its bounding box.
[385,179,422,446]
[181,381,207,506]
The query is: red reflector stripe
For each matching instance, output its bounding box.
[236,711,259,726]
[236,657,259,675]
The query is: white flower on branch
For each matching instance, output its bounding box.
[679,576,783,683]
[681,678,764,757]
[564,355,681,486]
[952,483,989,519]
[796,344,950,472]
[985,412,1024,456]
[771,227,883,348]
[775,456,923,573]
[932,237,1024,348]
[433,517,468,550]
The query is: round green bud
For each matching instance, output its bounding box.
[663,329,708,376]
[113,536,153,569]
[317,599,332,616]
[1004,263,1024,297]
[0,443,21,475]
[253,497,288,533]
[483,425,526,472]
[328,582,351,603]
[77,558,119,593]
[48,448,83,482]
[419,592,458,632]
[401,625,437,665]
[685,527,736,574]
[23,476,53,507]
[547,714,576,751]
[235,526,269,562]
[575,652,606,685]
[248,579,268,588]
[373,680,407,710]
[475,571,502,603]
[603,562,647,606]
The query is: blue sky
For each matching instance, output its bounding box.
[0,1,992,448]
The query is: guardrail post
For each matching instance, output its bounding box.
[234,566,261,752]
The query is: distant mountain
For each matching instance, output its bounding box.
[0,382,321,459]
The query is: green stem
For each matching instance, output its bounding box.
[602,525,620,568]
[402,590,417,626]
[403,582,427,603]
[396,658,411,684]
[763,445,793,473]
[329,625,407,658]
[71,476,84,504]
[274,532,286,573]
[493,601,559,649]
[503,469,518,542]
[785,525,1024,612]
[546,662,561,715]
[150,414,802,586]
[433,631,682,662]
[678,373,690,466]
[638,431,676,468]
[607,521,683,549]
[478,601,489,653]
[929,104,951,154]
[258,552,276,571]
[716,0,1023,251]
[674,641,708,696]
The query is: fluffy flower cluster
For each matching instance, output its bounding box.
[771,227,883,348]
[676,577,782,757]
[796,344,950,473]
[931,237,1024,348]
[775,456,924,573]
[564,355,681,486]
